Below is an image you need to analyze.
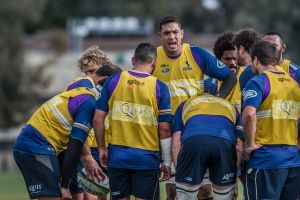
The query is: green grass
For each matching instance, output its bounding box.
[0,172,28,200]
[0,172,243,200]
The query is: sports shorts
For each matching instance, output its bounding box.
[175,135,237,186]
[108,167,159,200]
[245,167,300,200]
[13,150,61,199]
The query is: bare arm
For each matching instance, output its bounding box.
[242,106,262,160]
[159,121,172,139]
[236,138,243,169]
[158,122,172,181]
[93,109,108,167]
[81,141,104,182]
[93,110,107,149]
[81,141,91,157]
[242,106,257,147]
[171,131,181,168]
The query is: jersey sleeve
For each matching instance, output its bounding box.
[70,96,95,143]
[172,101,185,133]
[242,74,267,109]
[190,46,230,81]
[157,80,172,122]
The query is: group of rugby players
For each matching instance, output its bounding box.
[13,15,300,200]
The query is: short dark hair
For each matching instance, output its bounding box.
[213,32,236,60]
[250,40,279,66]
[95,64,122,77]
[263,30,284,45]
[159,15,181,31]
[234,29,262,53]
[134,43,157,65]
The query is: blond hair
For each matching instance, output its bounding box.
[78,45,112,72]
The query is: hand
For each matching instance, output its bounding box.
[61,187,72,200]
[83,155,106,183]
[159,164,171,181]
[244,143,263,161]
[99,146,108,168]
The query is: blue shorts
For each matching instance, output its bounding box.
[13,150,61,199]
[175,135,237,186]
[245,167,300,200]
[108,167,159,200]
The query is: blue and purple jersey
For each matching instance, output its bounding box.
[172,101,243,145]
[243,72,300,169]
[13,94,95,155]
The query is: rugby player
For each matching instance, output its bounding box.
[152,15,237,200]
[242,40,300,199]
[65,64,121,200]
[93,43,173,200]
[13,85,106,200]
[60,44,116,200]
[172,94,243,199]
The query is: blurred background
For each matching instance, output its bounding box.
[0,0,300,198]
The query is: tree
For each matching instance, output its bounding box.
[0,0,45,127]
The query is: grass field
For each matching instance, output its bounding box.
[0,172,243,200]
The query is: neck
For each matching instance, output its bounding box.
[244,55,252,66]
[259,65,278,74]
[278,56,284,65]
[132,65,151,74]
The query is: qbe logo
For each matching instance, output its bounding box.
[243,90,257,100]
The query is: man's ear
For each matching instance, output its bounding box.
[132,57,135,66]
[253,56,259,66]
[282,43,286,53]
[240,46,246,55]
[180,29,184,38]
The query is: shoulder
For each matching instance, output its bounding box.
[249,73,267,86]
[106,72,122,84]
[156,79,168,88]
[241,65,253,76]
[190,45,209,55]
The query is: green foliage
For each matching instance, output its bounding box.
[232,0,300,62]
[0,0,46,127]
